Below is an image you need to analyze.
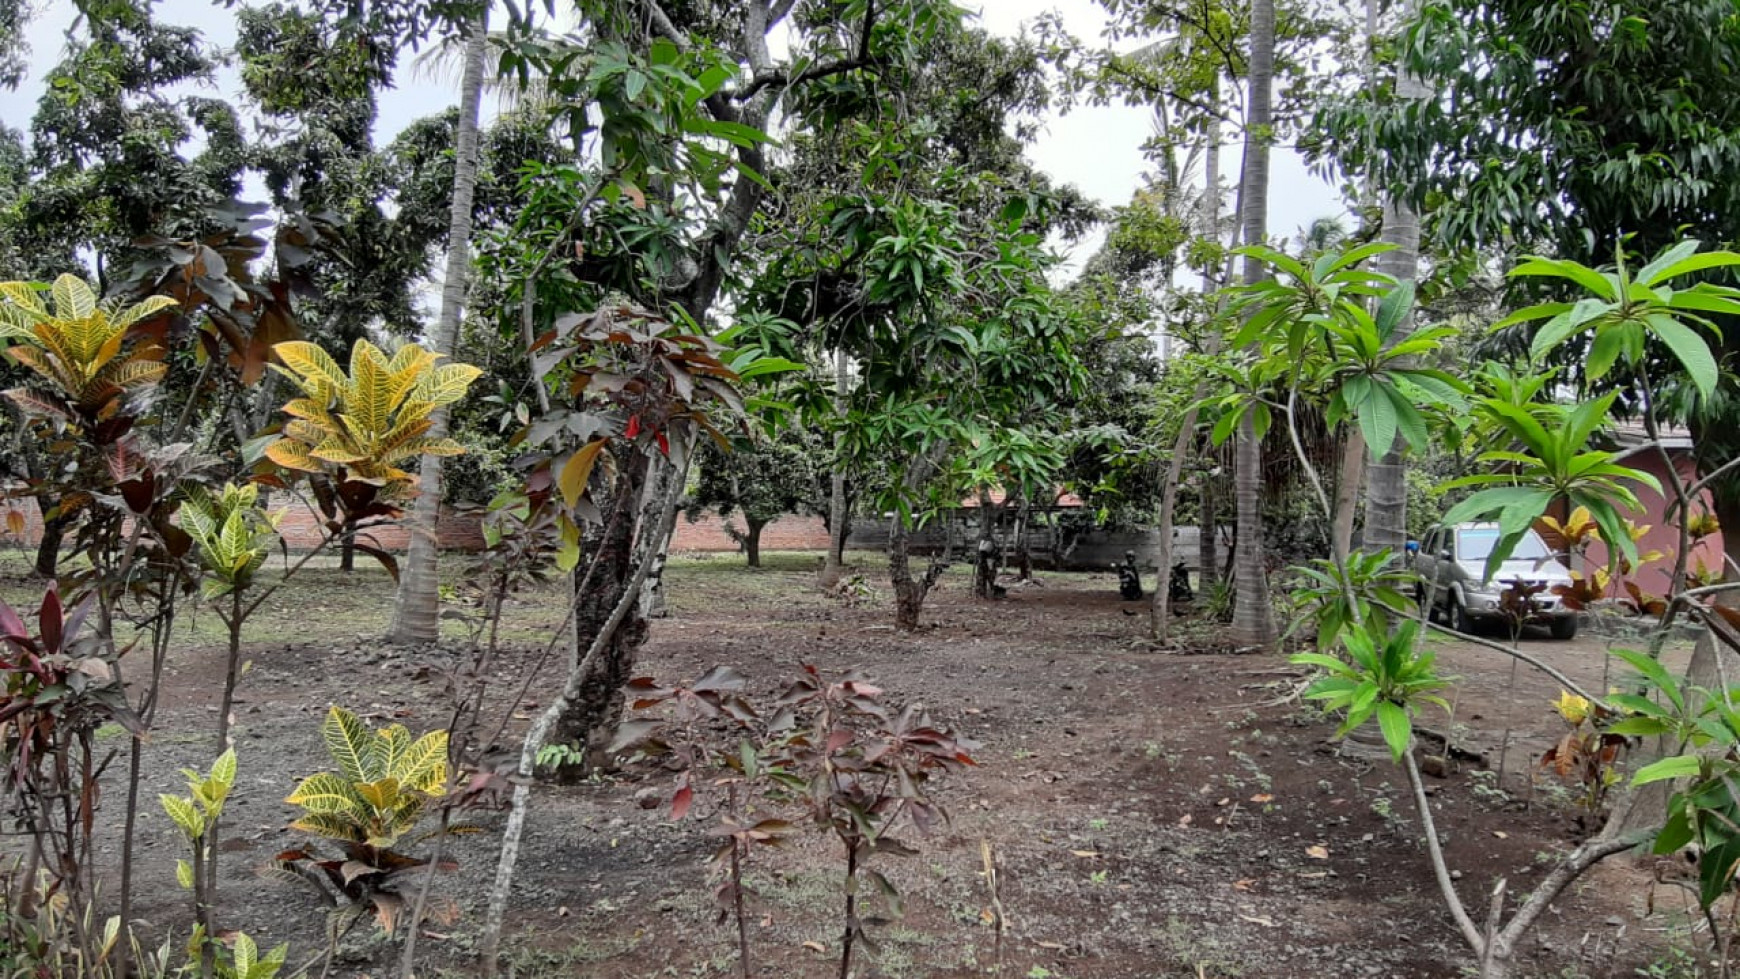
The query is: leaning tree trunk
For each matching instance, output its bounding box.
[482,450,679,976]
[548,450,657,774]
[1361,0,1427,560]
[388,7,489,643]
[1229,0,1278,649]
[1152,409,1200,639]
[1332,429,1366,564]
[1154,83,1227,639]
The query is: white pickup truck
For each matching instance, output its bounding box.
[1412,522,1580,639]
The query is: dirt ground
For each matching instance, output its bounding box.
[4,549,1719,979]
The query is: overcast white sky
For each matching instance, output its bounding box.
[1,0,1341,274]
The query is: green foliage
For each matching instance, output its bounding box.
[1604,648,1740,910]
[284,706,448,848]
[1292,621,1452,762]
[160,749,237,865]
[181,484,281,598]
[1207,242,1468,455]
[1493,242,1740,401]
[1284,549,1416,651]
[1438,391,1653,582]
[686,425,826,540]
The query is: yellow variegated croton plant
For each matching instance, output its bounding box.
[0,274,175,425]
[266,340,482,496]
[284,706,448,848]
[181,483,282,598]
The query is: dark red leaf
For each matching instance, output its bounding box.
[38,588,62,655]
[671,785,693,821]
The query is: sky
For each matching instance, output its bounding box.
[1,0,1342,276]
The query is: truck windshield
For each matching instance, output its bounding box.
[1458,528,1551,561]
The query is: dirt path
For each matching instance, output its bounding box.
[11,554,1708,979]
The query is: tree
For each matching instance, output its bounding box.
[1359,0,1427,560]
[685,427,825,567]
[1229,0,1279,648]
[390,8,490,642]
[1309,0,1740,575]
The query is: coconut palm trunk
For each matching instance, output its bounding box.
[1361,0,1426,559]
[1229,0,1278,648]
[388,9,489,643]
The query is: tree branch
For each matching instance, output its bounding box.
[731,0,879,103]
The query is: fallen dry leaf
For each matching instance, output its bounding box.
[1299,871,1328,880]
[1233,879,1256,891]
[1216,797,1231,807]
[1238,914,1275,927]
[1178,813,1193,827]
[1250,793,1274,804]
[1492,831,1508,839]
[1305,845,1330,860]
[1036,940,1066,950]
[802,941,827,953]
[1070,850,1099,858]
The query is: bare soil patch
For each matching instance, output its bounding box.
[11,551,1707,979]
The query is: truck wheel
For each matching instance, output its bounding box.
[1452,595,1476,635]
[1550,616,1579,640]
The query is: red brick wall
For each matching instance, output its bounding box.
[671,511,831,553]
[0,498,830,555]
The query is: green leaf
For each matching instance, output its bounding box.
[1643,314,1720,398]
[1509,256,1617,301]
[1611,649,1685,713]
[1654,805,1696,855]
[160,794,203,839]
[1375,701,1412,762]
[1633,240,1702,287]
[1632,755,1702,786]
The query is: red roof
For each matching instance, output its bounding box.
[960,488,1084,508]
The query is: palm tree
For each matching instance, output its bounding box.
[1230,0,1278,648]
[1362,0,1426,558]
[388,7,489,643]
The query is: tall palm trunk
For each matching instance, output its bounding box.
[1230,0,1277,648]
[388,9,489,643]
[1361,0,1426,559]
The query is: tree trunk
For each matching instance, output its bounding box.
[821,347,850,587]
[1199,466,1218,585]
[1361,0,1427,560]
[33,501,68,578]
[1230,0,1278,649]
[387,7,488,643]
[1332,429,1366,564]
[744,519,764,568]
[974,493,997,599]
[1152,405,1202,639]
[339,517,357,573]
[549,450,656,775]
[1013,497,1033,579]
[891,516,924,630]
